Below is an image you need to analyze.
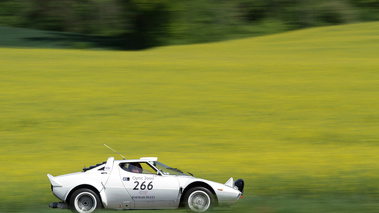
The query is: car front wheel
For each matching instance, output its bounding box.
[184,187,215,212]
[69,188,101,213]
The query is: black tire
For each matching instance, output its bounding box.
[69,188,101,213]
[183,187,215,212]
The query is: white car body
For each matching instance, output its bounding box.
[48,157,244,212]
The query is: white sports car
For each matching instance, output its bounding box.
[47,156,244,212]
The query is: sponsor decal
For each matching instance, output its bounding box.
[132,176,155,181]
[131,196,156,199]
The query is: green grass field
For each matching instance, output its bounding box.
[1,22,379,212]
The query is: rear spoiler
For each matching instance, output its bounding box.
[47,174,62,187]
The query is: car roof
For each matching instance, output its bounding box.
[114,157,158,163]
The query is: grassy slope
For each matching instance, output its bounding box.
[0,22,379,212]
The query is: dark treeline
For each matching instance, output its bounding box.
[1,0,379,49]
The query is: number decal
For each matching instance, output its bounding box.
[133,181,153,190]
[147,181,153,190]
[133,181,139,190]
[141,181,146,190]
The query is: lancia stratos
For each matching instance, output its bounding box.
[47,156,244,212]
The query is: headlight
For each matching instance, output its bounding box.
[234,179,244,193]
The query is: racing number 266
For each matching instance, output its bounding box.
[133,181,153,190]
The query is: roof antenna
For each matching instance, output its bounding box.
[104,144,125,160]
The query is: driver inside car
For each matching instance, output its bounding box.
[128,163,143,173]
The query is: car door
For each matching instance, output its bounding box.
[103,157,134,209]
[119,162,180,209]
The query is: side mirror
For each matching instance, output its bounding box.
[157,170,163,176]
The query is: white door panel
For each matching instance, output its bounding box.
[104,164,134,209]
[119,169,180,208]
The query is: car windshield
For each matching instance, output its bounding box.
[152,161,190,176]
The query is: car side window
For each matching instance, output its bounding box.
[120,162,156,174]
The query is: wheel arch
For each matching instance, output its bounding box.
[66,184,103,207]
[180,181,219,207]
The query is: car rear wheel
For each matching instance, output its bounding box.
[70,188,101,213]
[183,187,215,212]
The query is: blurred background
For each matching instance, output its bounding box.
[1,0,379,49]
[1,1,379,213]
